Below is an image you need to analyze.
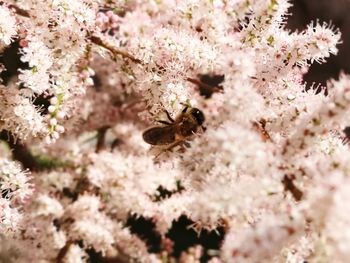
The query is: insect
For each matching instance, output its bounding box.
[142,106,205,154]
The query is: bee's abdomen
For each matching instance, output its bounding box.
[142,126,176,145]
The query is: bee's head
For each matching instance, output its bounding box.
[190,108,205,125]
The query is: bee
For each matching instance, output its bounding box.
[142,106,205,154]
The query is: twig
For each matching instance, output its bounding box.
[90,35,142,64]
[95,126,110,153]
[252,119,273,143]
[8,4,30,18]
[282,174,303,201]
[56,240,74,263]
[186,77,223,94]
[10,4,141,64]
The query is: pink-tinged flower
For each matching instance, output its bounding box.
[1,0,349,262]
[282,74,350,158]
[0,85,46,140]
[0,159,33,203]
[0,158,33,236]
[0,6,17,45]
[62,244,88,263]
[20,39,53,69]
[96,11,120,32]
[0,198,21,236]
[304,22,341,64]
[221,213,304,263]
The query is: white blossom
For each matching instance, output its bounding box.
[0,6,17,45]
[0,0,348,262]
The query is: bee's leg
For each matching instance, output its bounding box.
[154,140,185,159]
[164,140,185,153]
[157,120,172,125]
[181,106,189,113]
[179,102,190,113]
[164,141,186,152]
[154,150,166,160]
[164,110,175,123]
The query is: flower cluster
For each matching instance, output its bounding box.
[0,158,33,236]
[0,4,17,46]
[0,84,45,140]
[0,0,350,262]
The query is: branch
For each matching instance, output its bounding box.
[10,4,141,64]
[252,119,273,143]
[90,35,142,64]
[186,77,223,94]
[56,240,74,263]
[95,126,110,153]
[8,4,30,18]
[282,174,303,201]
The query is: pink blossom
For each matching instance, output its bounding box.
[0,0,348,262]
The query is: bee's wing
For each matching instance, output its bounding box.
[142,125,176,145]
